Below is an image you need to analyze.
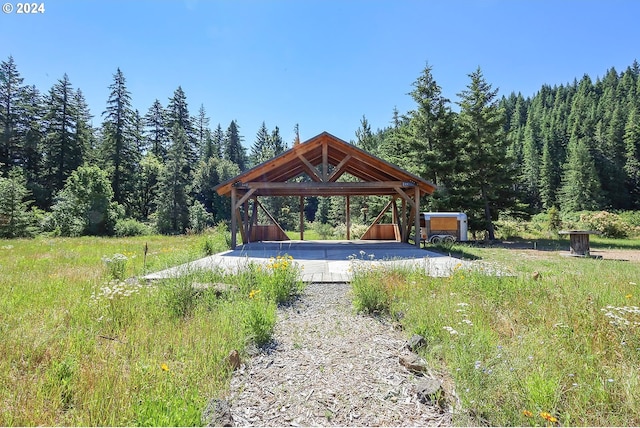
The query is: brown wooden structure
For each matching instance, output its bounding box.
[214,132,436,248]
[558,230,601,257]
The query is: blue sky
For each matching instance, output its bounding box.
[2,0,639,147]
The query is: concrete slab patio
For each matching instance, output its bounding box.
[144,240,470,282]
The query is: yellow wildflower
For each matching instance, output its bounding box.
[540,412,557,423]
[161,363,169,371]
[249,289,261,299]
[625,294,632,299]
[522,410,533,418]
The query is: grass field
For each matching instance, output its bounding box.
[352,239,640,426]
[2,232,639,426]
[0,232,302,426]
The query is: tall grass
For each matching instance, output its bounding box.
[350,243,640,426]
[0,233,302,426]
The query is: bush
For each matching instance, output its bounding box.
[313,222,334,239]
[114,218,152,237]
[580,211,628,238]
[259,255,303,305]
[243,294,276,347]
[188,201,213,234]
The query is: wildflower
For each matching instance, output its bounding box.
[161,363,169,371]
[626,294,632,299]
[249,289,261,299]
[522,410,533,417]
[540,412,557,423]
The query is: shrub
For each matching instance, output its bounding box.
[114,218,152,237]
[580,211,628,238]
[188,201,213,234]
[243,292,276,347]
[259,255,303,305]
[313,222,334,239]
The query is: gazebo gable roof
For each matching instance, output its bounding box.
[215,131,436,196]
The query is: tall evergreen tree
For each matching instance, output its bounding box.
[194,104,210,160]
[20,85,45,207]
[223,120,246,171]
[43,74,85,199]
[101,68,136,208]
[0,56,27,173]
[166,86,196,165]
[144,99,168,160]
[623,107,640,208]
[0,168,34,238]
[456,67,515,239]
[156,125,191,234]
[559,137,602,211]
[250,121,272,167]
[407,63,457,185]
[355,115,377,153]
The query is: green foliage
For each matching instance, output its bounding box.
[258,255,303,305]
[46,165,121,236]
[456,67,516,239]
[243,293,276,347]
[547,206,562,232]
[114,218,152,237]
[312,222,334,239]
[155,125,191,234]
[0,168,36,238]
[580,211,629,238]
[188,200,213,234]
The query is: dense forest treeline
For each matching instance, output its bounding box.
[1,55,639,238]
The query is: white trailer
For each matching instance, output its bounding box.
[420,212,468,244]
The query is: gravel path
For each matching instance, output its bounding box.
[225,283,452,426]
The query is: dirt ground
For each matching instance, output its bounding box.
[486,240,640,262]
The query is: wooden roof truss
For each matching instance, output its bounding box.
[215,132,436,247]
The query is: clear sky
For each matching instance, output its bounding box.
[2,0,639,147]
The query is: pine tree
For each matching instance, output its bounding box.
[194,104,210,160]
[166,87,196,165]
[250,121,272,167]
[156,125,191,234]
[0,56,27,173]
[0,168,34,238]
[355,115,377,153]
[101,68,136,208]
[223,120,246,171]
[408,64,459,190]
[456,67,515,240]
[559,137,602,211]
[623,107,640,208]
[43,74,85,199]
[144,99,168,160]
[293,123,300,146]
[21,85,46,207]
[271,126,286,155]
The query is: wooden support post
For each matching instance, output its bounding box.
[243,200,250,243]
[299,196,304,240]
[414,187,420,247]
[230,187,237,248]
[401,197,407,242]
[346,195,350,240]
[249,197,258,240]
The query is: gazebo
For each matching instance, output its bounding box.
[214,132,436,248]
